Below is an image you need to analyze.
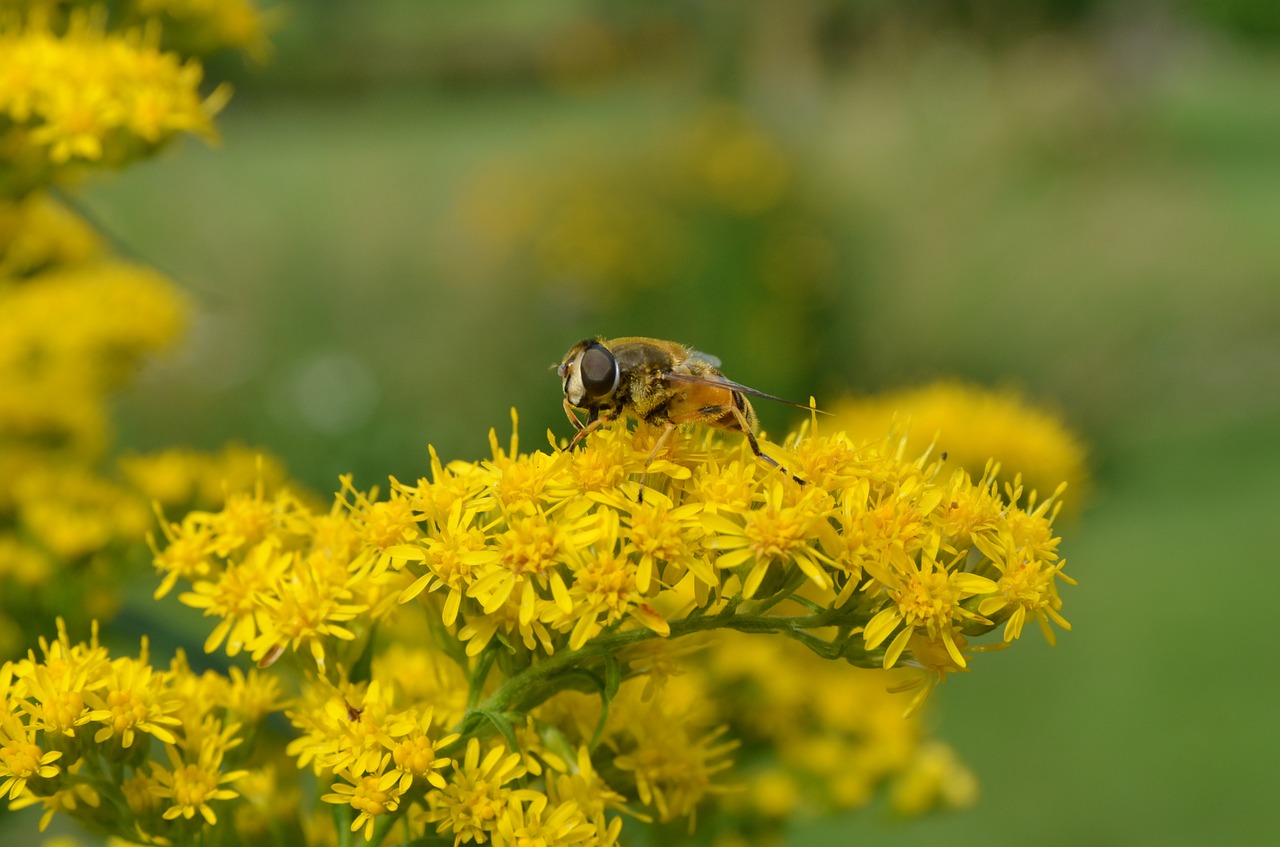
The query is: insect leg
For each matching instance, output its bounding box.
[636,422,677,505]
[566,410,605,451]
[563,398,586,431]
[719,406,806,486]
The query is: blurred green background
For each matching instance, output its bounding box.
[60,0,1280,844]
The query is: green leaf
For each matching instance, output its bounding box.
[603,653,622,702]
[474,708,520,750]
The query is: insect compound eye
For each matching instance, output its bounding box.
[579,342,620,400]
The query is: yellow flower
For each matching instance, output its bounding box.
[427,738,527,844]
[394,445,492,526]
[974,525,1074,645]
[0,711,63,800]
[545,507,669,650]
[492,791,598,847]
[286,678,403,778]
[388,708,457,790]
[0,193,102,278]
[547,745,638,834]
[396,501,494,626]
[179,538,285,656]
[220,664,287,724]
[137,407,1080,840]
[889,739,979,816]
[150,513,217,599]
[130,0,276,61]
[322,765,405,842]
[9,620,109,737]
[622,499,709,593]
[863,552,997,670]
[151,734,248,825]
[370,643,469,727]
[6,762,99,832]
[457,587,558,657]
[704,483,833,598]
[82,644,183,748]
[120,444,291,511]
[611,688,737,828]
[14,466,150,559]
[249,549,366,671]
[0,12,226,184]
[339,476,421,561]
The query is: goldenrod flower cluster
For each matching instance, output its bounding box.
[0,191,293,657]
[1,620,284,838]
[0,8,1084,842]
[119,410,1072,843]
[0,8,232,196]
[1,0,278,657]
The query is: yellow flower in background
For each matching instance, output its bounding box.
[0,11,229,195]
[831,381,1090,511]
[130,0,277,61]
[0,259,186,458]
[119,444,292,512]
[0,193,102,278]
[608,676,738,829]
[889,739,979,816]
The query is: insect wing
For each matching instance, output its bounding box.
[685,349,722,369]
[661,371,826,412]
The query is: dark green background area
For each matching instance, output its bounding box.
[15,1,1280,844]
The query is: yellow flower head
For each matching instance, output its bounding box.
[830,381,1089,512]
[427,738,527,845]
[151,731,248,825]
[82,645,183,749]
[0,11,227,190]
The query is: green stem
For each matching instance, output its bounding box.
[445,600,869,747]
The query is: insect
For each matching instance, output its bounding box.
[556,336,817,488]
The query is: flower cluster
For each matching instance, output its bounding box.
[0,8,232,196]
[0,619,284,839]
[692,631,977,841]
[0,0,280,658]
[137,405,1074,843]
[125,0,276,61]
[0,191,293,658]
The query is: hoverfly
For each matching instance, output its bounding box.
[556,336,818,488]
